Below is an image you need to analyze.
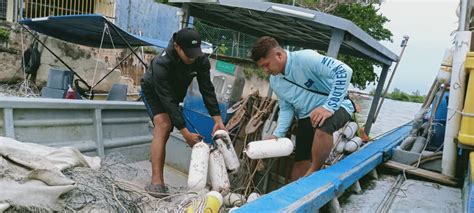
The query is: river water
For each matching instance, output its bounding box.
[355,96,422,137]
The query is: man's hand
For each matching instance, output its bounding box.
[212,115,227,135]
[180,128,203,147]
[310,107,333,128]
[263,134,278,140]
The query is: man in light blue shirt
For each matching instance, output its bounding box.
[251,36,354,180]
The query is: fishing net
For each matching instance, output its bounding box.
[59,153,207,212]
[0,80,40,97]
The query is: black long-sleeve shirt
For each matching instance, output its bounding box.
[142,45,220,130]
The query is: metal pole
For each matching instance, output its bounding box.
[21,25,91,88]
[364,65,390,135]
[442,31,471,177]
[373,36,409,122]
[92,48,138,89]
[327,29,344,58]
[459,0,468,31]
[105,20,148,69]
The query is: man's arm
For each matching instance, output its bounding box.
[317,55,353,113]
[273,98,295,138]
[308,53,353,126]
[196,59,225,133]
[196,59,221,117]
[152,63,202,145]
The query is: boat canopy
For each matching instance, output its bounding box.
[19,14,168,49]
[170,0,398,65]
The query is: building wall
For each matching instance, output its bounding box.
[115,0,180,44]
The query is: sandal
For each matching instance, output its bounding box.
[144,184,169,198]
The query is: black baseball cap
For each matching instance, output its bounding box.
[173,28,203,58]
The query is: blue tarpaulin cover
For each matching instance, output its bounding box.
[20,14,168,49]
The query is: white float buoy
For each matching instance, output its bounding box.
[213,130,240,172]
[342,122,358,139]
[344,137,363,153]
[436,46,454,84]
[187,142,210,192]
[333,131,342,145]
[244,138,294,159]
[223,193,246,207]
[229,207,240,212]
[208,149,230,195]
[247,192,261,203]
[335,139,347,153]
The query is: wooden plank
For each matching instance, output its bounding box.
[383,160,458,186]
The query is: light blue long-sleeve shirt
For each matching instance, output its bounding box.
[271,50,354,138]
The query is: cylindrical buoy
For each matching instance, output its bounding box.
[204,191,223,213]
[213,130,240,172]
[208,149,230,195]
[335,139,347,153]
[436,47,454,84]
[247,192,261,203]
[344,137,362,153]
[188,142,210,192]
[245,138,294,159]
[410,136,427,153]
[342,122,358,139]
[333,131,342,145]
[223,193,246,207]
[399,136,416,150]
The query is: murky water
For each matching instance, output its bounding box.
[355,96,422,137]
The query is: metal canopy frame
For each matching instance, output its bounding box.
[20,15,153,99]
[172,0,398,65]
[171,0,399,135]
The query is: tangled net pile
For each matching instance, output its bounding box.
[0,80,40,97]
[60,153,208,212]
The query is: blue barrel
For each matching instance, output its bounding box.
[428,92,449,150]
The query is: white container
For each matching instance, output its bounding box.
[245,138,294,159]
[229,207,240,212]
[342,122,358,139]
[213,130,240,172]
[333,131,342,145]
[436,47,454,84]
[247,192,261,203]
[344,137,363,153]
[187,142,210,192]
[208,149,230,195]
[335,139,347,153]
[223,193,246,207]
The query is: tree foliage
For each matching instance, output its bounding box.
[0,28,10,42]
[383,88,425,103]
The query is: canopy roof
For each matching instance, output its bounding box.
[171,0,398,65]
[20,14,168,49]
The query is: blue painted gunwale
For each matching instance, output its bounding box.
[235,123,412,212]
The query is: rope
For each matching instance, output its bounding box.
[89,24,108,95]
[447,107,474,117]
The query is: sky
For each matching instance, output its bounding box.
[368,0,459,95]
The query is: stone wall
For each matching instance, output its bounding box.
[0,22,23,83]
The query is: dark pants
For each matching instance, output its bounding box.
[295,108,351,161]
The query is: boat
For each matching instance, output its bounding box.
[0,0,471,212]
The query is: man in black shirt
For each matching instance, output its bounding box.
[141,28,225,195]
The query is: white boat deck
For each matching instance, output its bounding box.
[127,160,188,189]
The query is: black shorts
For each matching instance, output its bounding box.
[295,107,351,162]
[141,80,167,119]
